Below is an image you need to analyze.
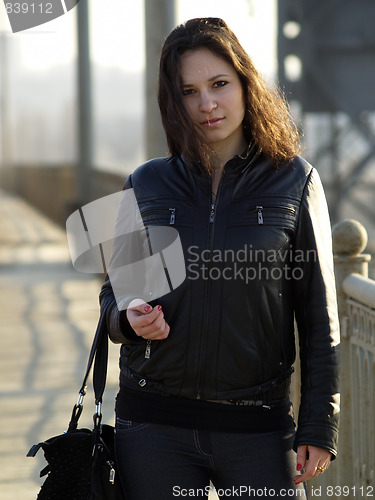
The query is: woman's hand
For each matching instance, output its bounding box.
[294,445,331,485]
[126,299,170,340]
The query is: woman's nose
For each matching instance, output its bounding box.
[198,91,217,113]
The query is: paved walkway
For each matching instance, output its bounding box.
[0,191,120,499]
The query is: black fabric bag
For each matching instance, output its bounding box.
[27,310,126,500]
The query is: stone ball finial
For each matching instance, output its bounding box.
[332,219,368,256]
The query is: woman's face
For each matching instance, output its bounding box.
[180,47,246,154]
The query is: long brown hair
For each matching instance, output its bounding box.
[158,18,301,171]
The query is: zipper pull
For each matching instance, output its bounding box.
[209,204,216,223]
[107,461,115,484]
[256,205,263,225]
[169,208,175,225]
[145,340,151,359]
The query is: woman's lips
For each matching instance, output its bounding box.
[201,117,224,127]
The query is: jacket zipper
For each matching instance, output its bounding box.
[145,339,152,359]
[195,173,225,399]
[209,203,216,223]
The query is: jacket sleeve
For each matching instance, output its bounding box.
[99,277,142,344]
[292,167,340,458]
[98,174,144,345]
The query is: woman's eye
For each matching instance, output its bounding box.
[213,81,228,88]
[182,88,195,96]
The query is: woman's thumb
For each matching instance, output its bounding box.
[128,298,152,313]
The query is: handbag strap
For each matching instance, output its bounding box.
[68,301,109,432]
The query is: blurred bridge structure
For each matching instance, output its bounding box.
[278,0,375,235]
[0,0,176,217]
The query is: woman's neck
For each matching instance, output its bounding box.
[209,134,248,201]
[209,135,248,172]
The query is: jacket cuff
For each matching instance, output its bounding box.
[293,423,339,460]
[102,295,142,344]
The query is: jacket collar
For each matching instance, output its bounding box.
[180,142,262,176]
[223,142,262,174]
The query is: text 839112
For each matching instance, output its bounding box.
[311,485,374,497]
[5,3,53,14]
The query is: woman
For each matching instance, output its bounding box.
[100,18,340,499]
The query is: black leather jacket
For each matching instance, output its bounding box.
[100,150,340,457]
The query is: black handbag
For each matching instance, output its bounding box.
[27,309,126,500]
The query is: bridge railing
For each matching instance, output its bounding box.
[291,219,374,497]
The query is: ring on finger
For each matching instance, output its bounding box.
[316,465,326,472]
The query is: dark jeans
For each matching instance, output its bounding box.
[114,418,307,499]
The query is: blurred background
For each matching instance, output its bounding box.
[0,0,278,221]
[0,1,374,498]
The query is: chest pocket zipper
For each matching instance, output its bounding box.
[249,204,296,226]
[169,208,176,225]
[140,207,176,225]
